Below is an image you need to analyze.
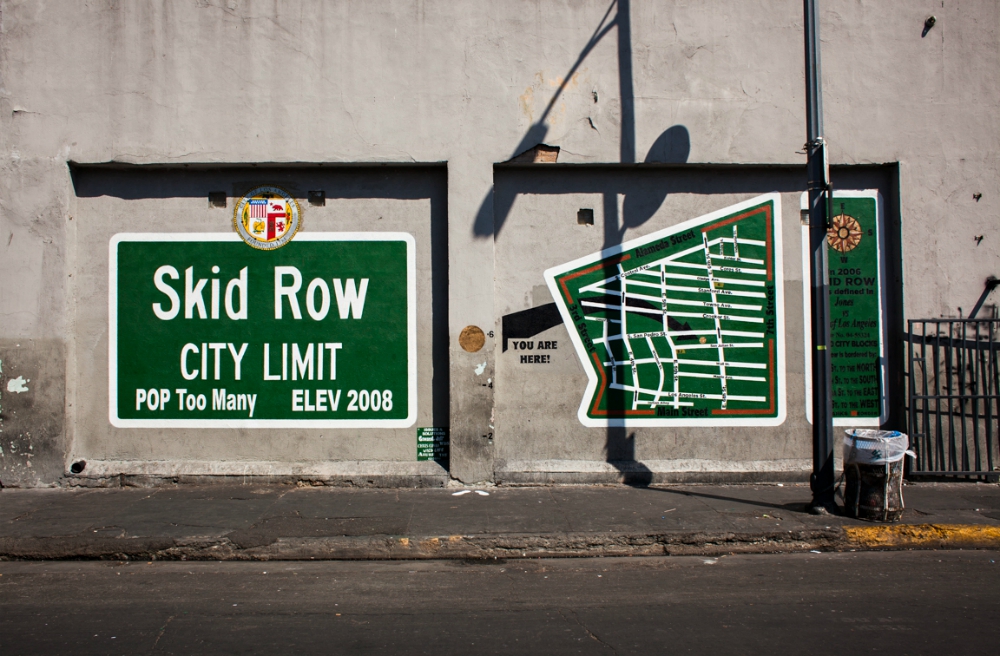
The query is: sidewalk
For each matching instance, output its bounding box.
[2,482,999,560]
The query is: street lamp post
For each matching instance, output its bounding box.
[804,0,837,513]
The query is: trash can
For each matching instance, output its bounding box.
[842,429,913,522]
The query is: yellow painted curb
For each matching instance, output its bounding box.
[845,524,1000,548]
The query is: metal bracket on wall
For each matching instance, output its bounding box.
[968,276,999,320]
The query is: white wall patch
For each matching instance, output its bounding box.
[7,376,30,394]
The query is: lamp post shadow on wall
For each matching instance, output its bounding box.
[475,0,693,486]
[486,0,835,496]
[603,126,690,486]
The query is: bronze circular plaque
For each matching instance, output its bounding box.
[459,325,487,353]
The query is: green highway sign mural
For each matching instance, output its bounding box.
[545,194,786,427]
[109,233,416,428]
[801,191,888,425]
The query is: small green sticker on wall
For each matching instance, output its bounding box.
[417,427,449,462]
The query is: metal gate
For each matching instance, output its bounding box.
[907,318,1000,479]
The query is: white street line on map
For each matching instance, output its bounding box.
[701,231,729,409]
[708,254,764,264]
[647,334,667,408]
[620,279,766,298]
[619,330,669,339]
[617,262,641,410]
[604,361,765,383]
[609,382,766,403]
[669,329,765,338]
[715,236,765,248]
[659,260,766,276]
[583,302,763,324]
[676,341,764,350]
[602,357,766,369]
[580,301,661,316]
[629,270,765,288]
[603,319,617,386]
[661,264,682,408]
[622,291,761,312]
[582,301,763,324]
[594,329,764,344]
[660,309,765,324]
[712,266,765,275]
[677,371,766,382]
[579,280,623,296]
[581,301,636,311]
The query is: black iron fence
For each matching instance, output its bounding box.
[907,318,1000,479]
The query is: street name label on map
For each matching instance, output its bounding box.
[545,194,786,427]
[109,233,416,428]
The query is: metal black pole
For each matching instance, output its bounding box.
[804,0,837,513]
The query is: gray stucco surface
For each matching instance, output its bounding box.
[0,1,996,486]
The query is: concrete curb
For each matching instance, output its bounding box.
[843,524,1000,550]
[2,525,998,561]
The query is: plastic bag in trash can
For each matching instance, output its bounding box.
[843,429,915,465]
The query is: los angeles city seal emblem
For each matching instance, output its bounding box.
[234,186,301,250]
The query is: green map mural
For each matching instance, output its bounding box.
[545,194,786,427]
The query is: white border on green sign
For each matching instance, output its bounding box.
[544,193,787,428]
[108,232,417,429]
[800,190,889,426]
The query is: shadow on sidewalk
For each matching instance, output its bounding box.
[649,487,813,515]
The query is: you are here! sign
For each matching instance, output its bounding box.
[109,233,416,428]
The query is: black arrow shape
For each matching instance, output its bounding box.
[501,303,564,352]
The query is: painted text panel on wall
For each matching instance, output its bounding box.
[109,233,416,428]
[801,191,888,425]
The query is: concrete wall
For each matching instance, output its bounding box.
[491,164,905,484]
[64,165,449,483]
[0,0,996,486]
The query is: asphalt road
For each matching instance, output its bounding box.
[1,551,997,655]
